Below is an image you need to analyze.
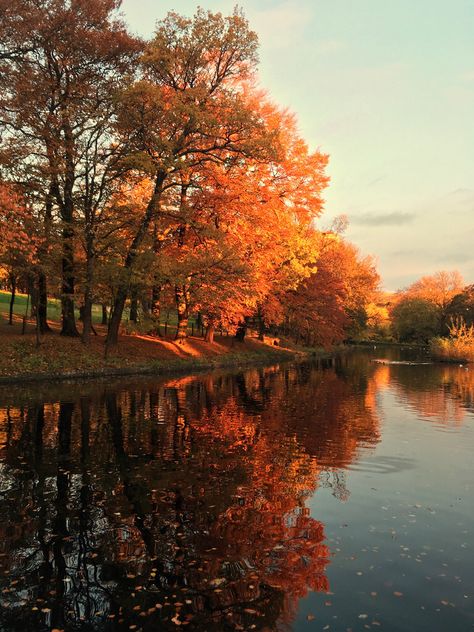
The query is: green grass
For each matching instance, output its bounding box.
[1,290,119,325]
[0,290,205,332]
[0,289,64,320]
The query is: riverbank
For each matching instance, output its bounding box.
[0,318,317,384]
[351,340,429,350]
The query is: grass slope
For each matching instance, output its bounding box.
[0,314,305,382]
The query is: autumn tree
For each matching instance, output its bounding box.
[445,284,474,328]
[0,0,139,338]
[404,270,464,330]
[278,253,348,348]
[0,0,41,63]
[105,8,277,346]
[0,183,38,324]
[277,232,379,346]
[391,297,439,342]
[138,99,329,343]
[191,100,329,343]
[365,298,391,340]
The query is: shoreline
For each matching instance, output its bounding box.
[429,356,473,364]
[0,347,312,386]
[0,322,339,385]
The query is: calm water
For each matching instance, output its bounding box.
[0,348,473,631]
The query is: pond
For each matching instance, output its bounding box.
[0,347,473,631]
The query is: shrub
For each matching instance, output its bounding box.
[430,317,474,362]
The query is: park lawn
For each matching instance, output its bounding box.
[0,290,104,323]
[0,289,61,320]
[0,290,198,331]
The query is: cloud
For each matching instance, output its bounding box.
[351,211,416,227]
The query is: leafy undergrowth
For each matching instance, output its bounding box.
[430,337,474,363]
[430,319,474,363]
[0,320,302,381]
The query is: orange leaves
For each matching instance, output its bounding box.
[178,97,329,326]
[114,87,331,331]
[0,183,38,266]
[404,270,464,310]
[278,233,380,346]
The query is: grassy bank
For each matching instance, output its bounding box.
[0,314,314,383]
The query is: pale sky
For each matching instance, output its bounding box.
[121,0,474,290]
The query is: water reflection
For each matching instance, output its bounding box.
[0,350,473,630]
[0,362,378,631]
[369,359,474,425]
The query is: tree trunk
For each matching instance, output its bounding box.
[8,275,16,325]
[101,304,108,325]
[129,290,138,323]
[141,296,150,317]
[106,287,127,348]
[37,271,51,333]
[150,216,163,333]
[29,275,38,318]
[204,323,215,343]
[173,184,190,343]
[35,296,41,348]
[257,306,265,341]
[60,221,79,336]
[22,292,30,335]
[37,186,53,334]
[81,237,96,345]
[151,284,162,335]
[58,116,80,338]
[175,284,189,342]
[82,293,93,345]
[106,170,167,347]
[235,319,248,342]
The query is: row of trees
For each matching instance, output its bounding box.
[0,1,379,349]
[390,270,474,342]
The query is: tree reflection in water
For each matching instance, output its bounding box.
[370,361,474,424]
[0,354,426,631]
